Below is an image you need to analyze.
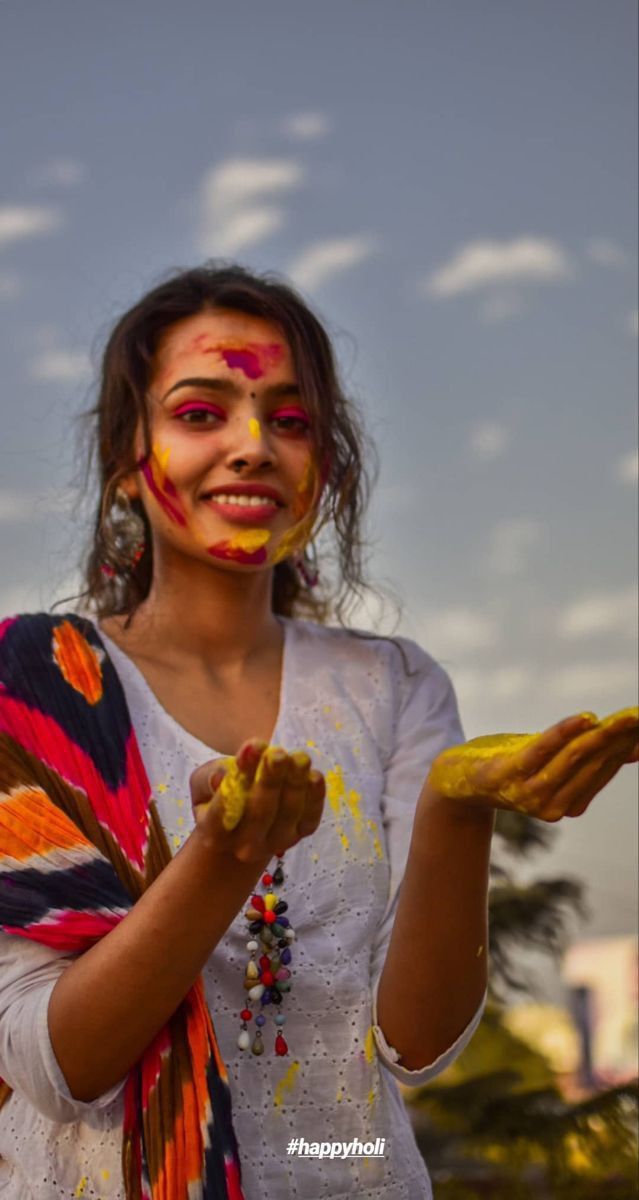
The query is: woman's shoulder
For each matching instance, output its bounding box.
[286,615,447,688]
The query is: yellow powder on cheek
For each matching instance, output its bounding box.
[227,528,272,553]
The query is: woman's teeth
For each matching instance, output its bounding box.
[209,494,277,507]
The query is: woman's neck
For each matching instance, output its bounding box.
[101,552,282,670]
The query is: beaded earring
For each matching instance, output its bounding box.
[237,852,295,1056]
[293,542,319,590]
[100,489,146,578]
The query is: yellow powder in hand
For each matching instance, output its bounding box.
[218,760,252,831]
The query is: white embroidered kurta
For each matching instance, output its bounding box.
[0,616,485,1199]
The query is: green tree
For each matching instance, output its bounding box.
[405,811,639,1199]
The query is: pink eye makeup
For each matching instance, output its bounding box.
[270,407,311,431]
[172,401,227,423]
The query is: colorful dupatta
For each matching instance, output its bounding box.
[0,613,244,1200]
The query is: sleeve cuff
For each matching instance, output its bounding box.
[371,979,486,1087]
[39,982,126,1120]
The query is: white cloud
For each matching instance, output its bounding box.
[627,309,638,338]
[485,517,542,575]
[557,586,637,640]
[615,449,638,484]
[281,111,330,141]
[417,606,499,656]
[423,236,574,298]
[29,349,91,383]
[207,207,285,256]
[448,663,531,704]
[549,661,637,703]
[478,291,525,323]
[32,158,84,188]
[288,235,378,290]
[199,157,304,254]
[0,205,63,246]
[585,237,627,268]
[469,421,511,461]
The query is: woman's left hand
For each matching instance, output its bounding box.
[428,706,639,822]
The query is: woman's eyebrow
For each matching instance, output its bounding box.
[160,377,301,403]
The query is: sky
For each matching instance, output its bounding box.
[1,0,637,949]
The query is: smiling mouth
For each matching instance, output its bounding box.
[202,493,284,522]
[203,492,284,508]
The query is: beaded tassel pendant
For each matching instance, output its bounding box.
[238,853,295,1056]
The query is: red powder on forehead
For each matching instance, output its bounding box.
[183,337,284,380]
[219,343,283,379]
[207,540,269,565]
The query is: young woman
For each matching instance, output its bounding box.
[0,265,636,1200]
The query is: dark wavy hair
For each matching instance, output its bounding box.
[81,262,381,627]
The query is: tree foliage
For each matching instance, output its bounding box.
[405,811,639,1198]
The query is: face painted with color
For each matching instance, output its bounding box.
[130,309,322,571]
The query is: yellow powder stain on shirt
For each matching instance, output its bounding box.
[177,798,184,808]
[74,1180,88,1198]
[273,1060,300,1107]
[228,528,271,553]
[367,1087,377,1111]
[156,783,168,793]
[177,816,184,827]
[339,831,350,851]
[325,764,346,815]
[345,788,364,838]
[248,417,261,440]
[310,852,319,862]
[367,819,384,860]
[322,704,331,713]
[306,739,317,749]
[364,1025,376,1064]
[336,1085,343,1102]
[101,1170,110,1181]
[334,721,343,731]
[172,834,181,850]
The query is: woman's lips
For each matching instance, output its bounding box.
[203,498,282,523]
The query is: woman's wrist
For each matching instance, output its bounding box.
[419,780,497,830]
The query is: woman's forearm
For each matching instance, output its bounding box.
[376,784,494,1070]
[48,829,266,1102]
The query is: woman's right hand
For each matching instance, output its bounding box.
[190,739,326,863]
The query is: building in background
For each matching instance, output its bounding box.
[562,934,638,1089]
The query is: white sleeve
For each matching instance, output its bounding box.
[368,639,487,1085]
[0,930,126,1123]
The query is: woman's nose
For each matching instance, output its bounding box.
[225,415,276,472]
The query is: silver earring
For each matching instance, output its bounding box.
[101,490,146,577]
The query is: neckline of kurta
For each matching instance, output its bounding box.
[95,615,293,761]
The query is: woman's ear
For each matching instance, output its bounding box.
[117,471,141,502]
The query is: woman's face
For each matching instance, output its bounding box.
[127,308,321,571]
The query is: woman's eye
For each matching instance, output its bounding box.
[270,414,310,434]
[174,404,225,425]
